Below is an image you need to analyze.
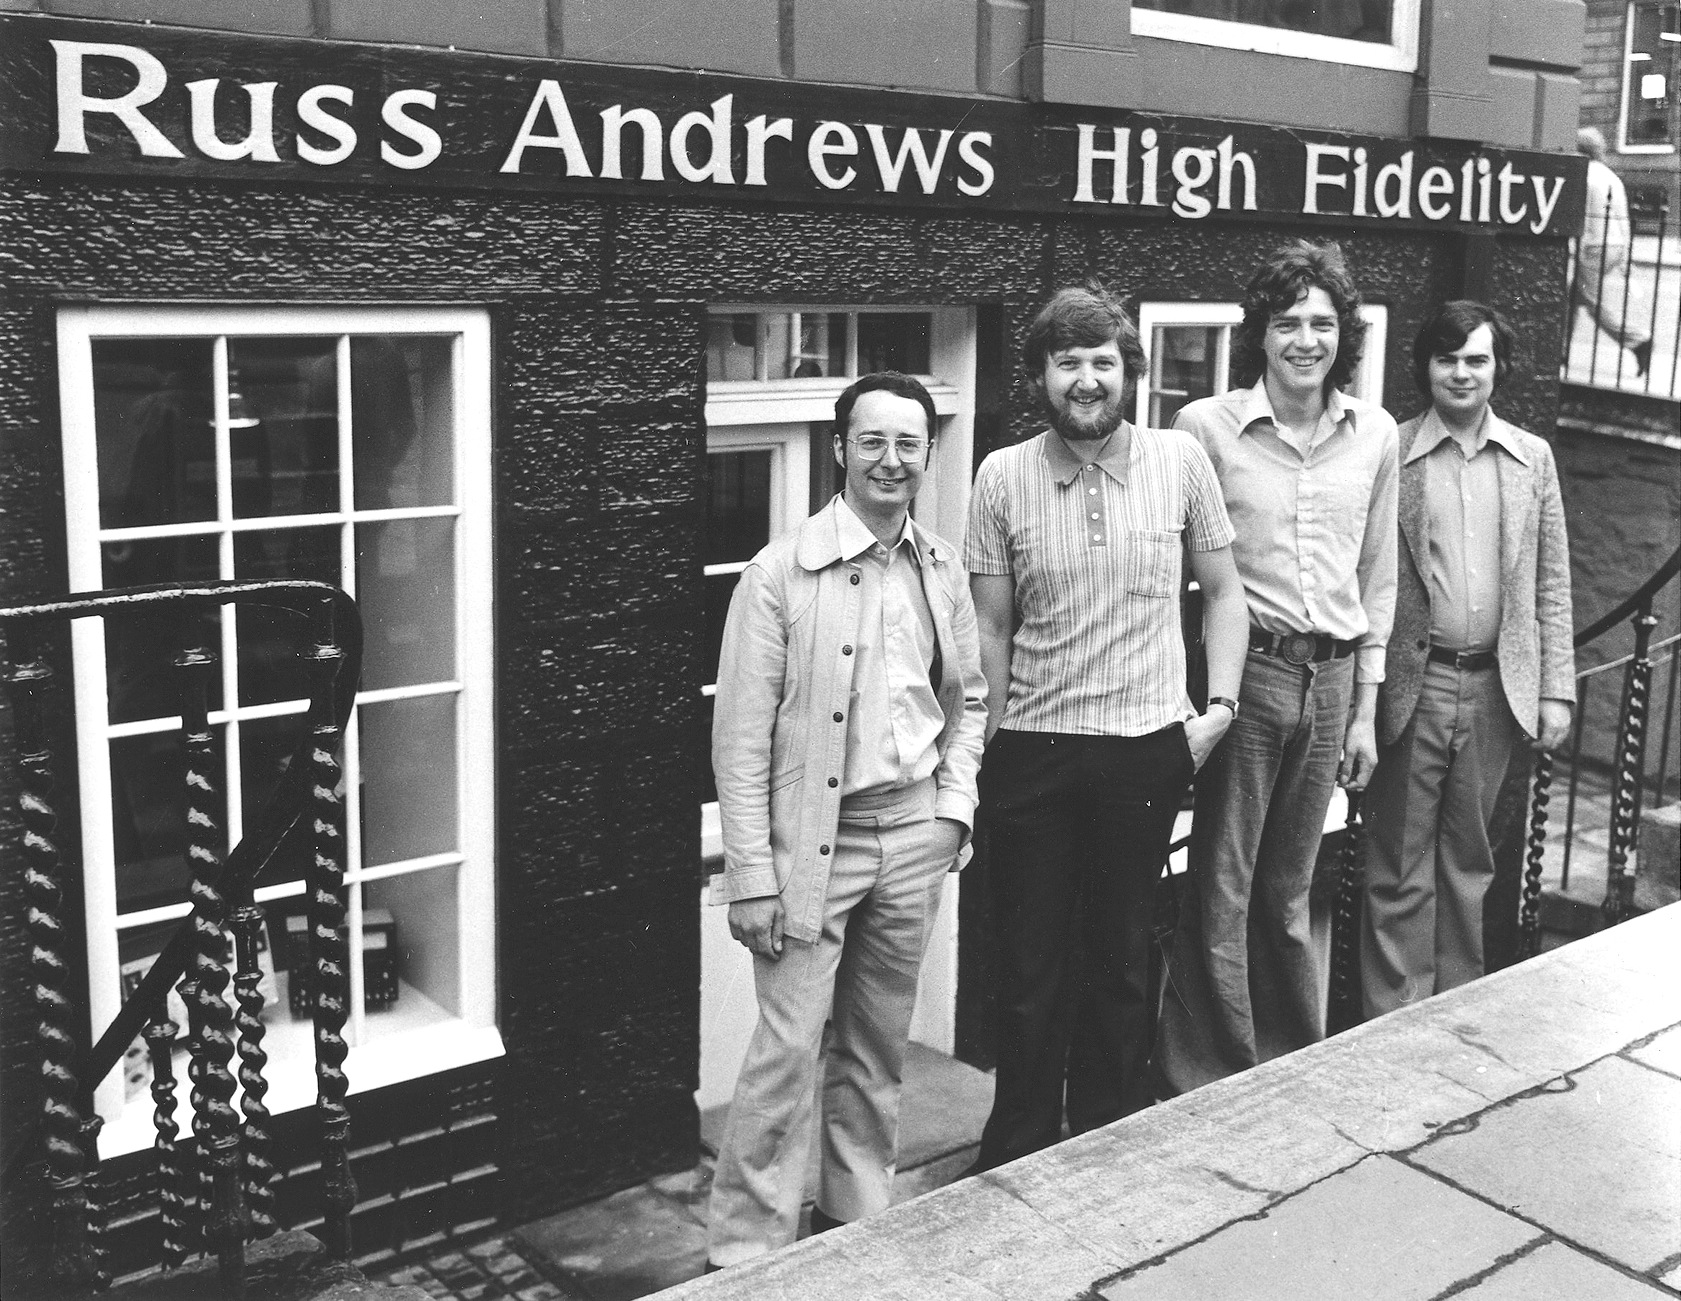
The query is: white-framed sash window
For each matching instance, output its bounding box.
[1131,0,1420,73]
[1619,1,1681,153]
[1136,300,1390,429]
[57,305,500,1156]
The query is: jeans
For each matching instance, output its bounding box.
[1155,652,1354,1095]
[976,725,1194,1169]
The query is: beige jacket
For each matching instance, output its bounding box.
[710,496,987,944]
[1379,410,1576,748]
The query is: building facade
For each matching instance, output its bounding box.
[0,0,1588,1285]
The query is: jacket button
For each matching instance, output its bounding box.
[827,777,838,787]
[834,711,844,723]
[819,844,831,856]
[850,574,860,585]
[842,645,853,655]
[1416,639,1427,650]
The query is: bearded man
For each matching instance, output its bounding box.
[964,284,1248,1168]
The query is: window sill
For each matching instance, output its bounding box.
[1131,9,1418,73]
[706,380,960,428]
[97,973,504,1159]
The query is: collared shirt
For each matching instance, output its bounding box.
[964,423,1234,736]
[833,495,943,796]
[1408,408,1526,653]
[1175,380,1399,684]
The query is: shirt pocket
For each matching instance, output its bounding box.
[1124,528,1181,598]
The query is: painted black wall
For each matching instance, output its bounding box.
[0,170,1570,1282]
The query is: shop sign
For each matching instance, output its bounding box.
[0,15,1585,236]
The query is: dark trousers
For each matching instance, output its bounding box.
[976,725,1194,1170]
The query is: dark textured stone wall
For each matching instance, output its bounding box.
[0,163,1576,1278]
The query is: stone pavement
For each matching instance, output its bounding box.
[660,904,1681,1300]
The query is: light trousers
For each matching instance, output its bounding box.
[706,779,950,1267]
[1361,660,1519,1018]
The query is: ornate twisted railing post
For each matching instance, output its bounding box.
[1520,751,1554,959]
[176,634,246,1297]
[1328,792,1365,1035]
[231,904,277,1240]
[1604,608,1657,926]
[145,1018,191,1270]
[5,625,107,1292]
[306,607,356,1259]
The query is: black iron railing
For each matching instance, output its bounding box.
[0,581,361,1299]
[1563,192,1680,399]
[1520,545,1681,949]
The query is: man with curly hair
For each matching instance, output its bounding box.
[1155,240,1399,1094]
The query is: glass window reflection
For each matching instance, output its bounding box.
[93,339,216,529]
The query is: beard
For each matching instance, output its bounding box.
[1048,392,1127,443]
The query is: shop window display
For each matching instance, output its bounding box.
[58,306,498,1155]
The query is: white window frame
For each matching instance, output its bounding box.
[1134,300,1389,428]
[57,304,501,1157]
[1131,0,1420,73]
[1618,0,1680,154]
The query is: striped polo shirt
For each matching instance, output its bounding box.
[964,424,1234,737]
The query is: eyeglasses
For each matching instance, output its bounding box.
[848,435,929,464]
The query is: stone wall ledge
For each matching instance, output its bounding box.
[667,903,1681,1299]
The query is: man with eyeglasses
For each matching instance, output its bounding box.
[705,371,986,1269]
[964,285,1249,1169]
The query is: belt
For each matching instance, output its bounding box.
[1428,645,1498,671]
[1248,629,1357,666]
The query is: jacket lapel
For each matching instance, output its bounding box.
[1496,445,1529,588]
[1397,417,1429,581]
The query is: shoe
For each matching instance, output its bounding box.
[703,1261,724,1273]
[1631,339,1653,376]
[809,1206,846,1235]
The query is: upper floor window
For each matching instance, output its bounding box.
[1620,1,1681,152]
[57,305,499,1156]
[1133,0,1420,72]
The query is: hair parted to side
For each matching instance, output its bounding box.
[1411,299,1517,396]
[1021,282,1148,390]
[833,370,939,441]
[1232,239,1367,393]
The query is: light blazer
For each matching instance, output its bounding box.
[1378,410,1576,749]
[710,496,988,944]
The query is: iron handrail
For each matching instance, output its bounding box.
[1572,544,1681,647]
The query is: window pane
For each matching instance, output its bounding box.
[359,694,458,868]
[706,451,772,565]
[1150,326,1223,428]
[352,336,454,511]
[1627,3,1680,148]
[105,537,222,724]
[1133,0,1393,42]
[364,865,461,1018]
[227,338,340,519]
[857,313,931,375]
[93,339,216,529]
[356,517,456,692]
[240,712,317,890]
[706,313,760,382]
[234,526,341,706]
[112,728,222,915]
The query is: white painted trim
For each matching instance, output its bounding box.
[1617,0,1681,152]
[1131,0,1419,72]
[58,304,503,1129]
[706,381,960,429]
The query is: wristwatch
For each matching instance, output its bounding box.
[1207,695,1241,718]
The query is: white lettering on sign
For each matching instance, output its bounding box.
[185,79,281,163]
[51,40,183,158]
[1074,127,1254,218]
[501,80,593,175]
[381,89,441,170]
[297,85,356,165]
[1297,143,1567,233]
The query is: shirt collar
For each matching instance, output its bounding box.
[834,492,921,564]
[1406,406,1530,466]
[1236,379,1355,437]
[1041,423,1133,487]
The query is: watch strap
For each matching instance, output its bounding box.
[1207,695,1240,717]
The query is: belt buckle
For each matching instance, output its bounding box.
[1280,632,1317,666]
